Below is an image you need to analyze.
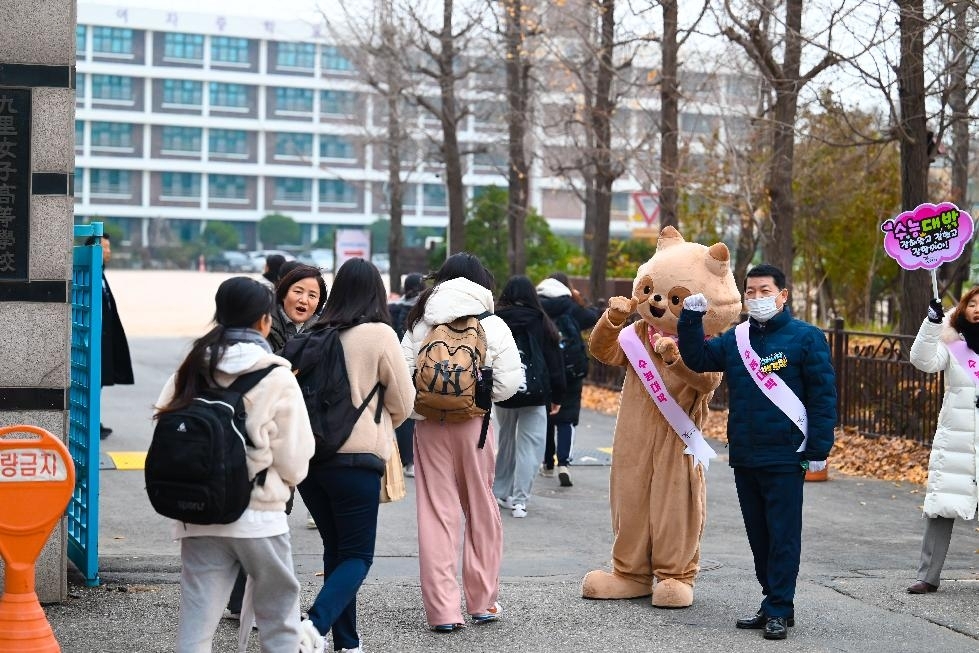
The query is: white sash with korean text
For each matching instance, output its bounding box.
[734,322,807,452]
[946,340,979,386]
[618,326,717,470]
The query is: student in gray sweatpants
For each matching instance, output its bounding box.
[153,277,316,652]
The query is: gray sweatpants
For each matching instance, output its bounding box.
[916,516,955,587]
[494,405,547,506]
[177,534,302,652]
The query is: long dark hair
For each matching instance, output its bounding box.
[315,257,390,328]
[275,264,327,315]
[262,254,286,286]
[157,277,273,414]
[407,252,495,329]
[498,275,560,342]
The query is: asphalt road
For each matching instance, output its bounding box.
[42,335,979,653]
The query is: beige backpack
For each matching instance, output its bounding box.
[413,312,491,423]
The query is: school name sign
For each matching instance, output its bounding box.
[880,202,975,270]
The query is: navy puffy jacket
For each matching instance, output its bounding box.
[677,307,837,470]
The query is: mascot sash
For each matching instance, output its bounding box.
[734,322,808,452]
[618,325,716,470]
[946,340,979,385]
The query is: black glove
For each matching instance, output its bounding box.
[927,299,944,324]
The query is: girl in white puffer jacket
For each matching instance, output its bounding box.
[907,286,979,594]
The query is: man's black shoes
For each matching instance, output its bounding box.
[100,424,112,440]
[763,616,789,640]
[736,611,795,629]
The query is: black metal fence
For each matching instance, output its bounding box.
[586,318,943,444]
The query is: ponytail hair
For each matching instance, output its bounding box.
[157,277,273,414]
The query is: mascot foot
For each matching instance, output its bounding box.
[652,578,693,609]
[582,570,652,599]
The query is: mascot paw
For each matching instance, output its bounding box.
[653,337,680,365]
[651,578,694,609]
[607,296,637,326]
[581,570,652,600]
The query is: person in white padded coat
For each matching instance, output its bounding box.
[907,287,979,594]
[401,252,523,632]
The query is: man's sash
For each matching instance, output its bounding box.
[734,322,807,453]
[946,340,979,385]
[618,325,716,470]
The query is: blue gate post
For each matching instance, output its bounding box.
[67,222,103,586]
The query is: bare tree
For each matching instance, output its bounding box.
[717,0,841,288]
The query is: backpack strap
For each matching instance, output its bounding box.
[474,311,493,448]
[226,364,278,487]
[355,382,386,425]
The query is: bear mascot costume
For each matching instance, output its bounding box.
[582,226,742,608]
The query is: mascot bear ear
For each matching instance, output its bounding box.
[706,242,731,277]
[656,225,684,250]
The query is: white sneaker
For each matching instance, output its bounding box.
[539,465,555,477]
[339,648,363,653]
[306,513,317,530]
[558,465,573,487]
[496,496,515,510]
[403,463,414,478]
[511,504,527,518]
[299,618,325,653]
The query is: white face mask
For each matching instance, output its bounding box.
[746,295,781,322]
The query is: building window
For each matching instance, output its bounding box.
[611,192,631,213]
[209,129,249,157]
[76,25,86,57]
[319,179,357,206]
[273,87,314,115]
[273,177,312,204]
[90,121,135,151]
[76,74,86,102]
[91,75,134,103]
[472,151,506,172]
[162,79,203,108]
[403,184,418,209]
[276,42,315,71]
[161,126,202,155]
[210,83,249,110]
[274,132,312,159]
[163,33,204,63]
[75,121,84,149]
[321,90,356,117]
[680,112,715,135]
[211,36,251,65]
[319,134,355,160]
[423,183,447,209]
[90,169,133,198]
[321,46,354,72]
[209,174,248,201]
[92,27,134,56]
[161,172,201,200]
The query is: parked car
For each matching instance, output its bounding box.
[297,248,334,273]
[206,251,256,272]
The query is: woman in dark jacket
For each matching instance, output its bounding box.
[267,265,327,353]
[536,273,601,487]
[493,276,566,518]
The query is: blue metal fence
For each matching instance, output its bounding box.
[67,222,103,586]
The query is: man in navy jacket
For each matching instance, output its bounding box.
[676,264,836,641]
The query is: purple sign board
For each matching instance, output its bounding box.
[880,202,975,271]
[0,88,30,280]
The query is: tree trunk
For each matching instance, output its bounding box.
[588,0,616,304]
[505,0,529,275]
[897,0,931,336]
[386,89,405,294]
[658,0,679,230]
[945,0,972,300]
[438,0,466,257]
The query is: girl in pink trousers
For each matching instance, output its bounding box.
[401,253,523,631]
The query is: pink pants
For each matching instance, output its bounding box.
[414,416,503,626]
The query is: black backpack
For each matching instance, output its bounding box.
[145,365,277,525]
[555,311,589,381]
[280,325,384,465]
[496,328,549,408]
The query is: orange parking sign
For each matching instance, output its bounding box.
[0,425,76,652]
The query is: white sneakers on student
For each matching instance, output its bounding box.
[511,504,527,518]
[496,495,515,510]
[299,619,325,653]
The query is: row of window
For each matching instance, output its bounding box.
[77,74,359,115]
[75,122,357,160]
[76,25,354,72]
[76,169,448,208]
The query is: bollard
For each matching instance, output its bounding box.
[0,425,76,652]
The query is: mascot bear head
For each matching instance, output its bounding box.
[631,226,742,337]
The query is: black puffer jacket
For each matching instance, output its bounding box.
[495,304,567,408]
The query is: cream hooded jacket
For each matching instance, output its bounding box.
[401,277,523,417]
[156,342,315,536]
[909,315,979,520]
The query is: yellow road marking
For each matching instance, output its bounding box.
[106,451,146,470]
